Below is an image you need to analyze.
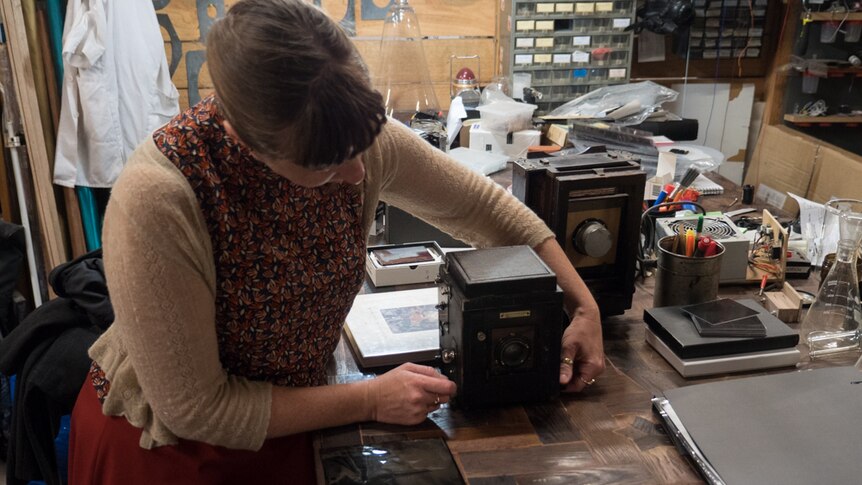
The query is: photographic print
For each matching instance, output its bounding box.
[343,288,440,367]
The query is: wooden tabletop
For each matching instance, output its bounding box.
[316,171,854,484]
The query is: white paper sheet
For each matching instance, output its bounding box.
[789,193,830,266]
[446,96,467,149]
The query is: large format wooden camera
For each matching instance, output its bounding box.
[438,246,563,409]
[512,150,646,317]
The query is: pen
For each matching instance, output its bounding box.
[759,274,768,296]
[695,236,712,257]
[685,229,696,257]
[653,189,668,207]
[704,239,719,257]
[696,214,704,238]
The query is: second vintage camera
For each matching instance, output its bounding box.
[512,149,646,317]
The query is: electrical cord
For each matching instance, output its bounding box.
[637,201,707,281]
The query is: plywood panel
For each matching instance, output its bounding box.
[158,0,496,41]
[177,84,458,113]
[169,38,494,91]
[355,37,495,84]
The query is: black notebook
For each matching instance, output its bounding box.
[644,299,798,359]
[653,366,862,485]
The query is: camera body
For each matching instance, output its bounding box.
[512,151,645,317]
[439,246,563,409]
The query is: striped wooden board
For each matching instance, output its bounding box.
[157,0,498,110]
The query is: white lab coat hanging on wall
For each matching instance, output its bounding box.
[54,0,179,188]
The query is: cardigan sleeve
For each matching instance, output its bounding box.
[90,142,272,450]
[373,120,555,249]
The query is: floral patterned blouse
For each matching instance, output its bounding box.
[91,96,366,400]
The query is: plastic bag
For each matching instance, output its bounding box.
[547,81,678,126]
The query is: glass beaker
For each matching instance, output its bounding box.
[373,0,440,122]
[799,239,861,360]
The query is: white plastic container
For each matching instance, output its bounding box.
[476,101,537,133]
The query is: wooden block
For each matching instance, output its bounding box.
[544,124,570,147]
[764,282,802,323]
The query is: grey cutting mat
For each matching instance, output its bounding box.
[662,366,862,485]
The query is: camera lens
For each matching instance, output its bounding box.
[498,337,531,368]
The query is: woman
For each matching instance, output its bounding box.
[68,0,605,483]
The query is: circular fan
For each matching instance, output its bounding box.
[667,219,737,239]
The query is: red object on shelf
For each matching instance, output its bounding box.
[456,67,476,82]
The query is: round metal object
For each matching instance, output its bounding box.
[573,219,613,258]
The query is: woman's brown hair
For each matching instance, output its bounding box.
[207,0,386,168]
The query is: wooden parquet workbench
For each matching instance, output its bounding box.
[316,172,852,484]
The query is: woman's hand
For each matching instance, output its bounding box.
[367,363,457,425]
[559,308,605,392]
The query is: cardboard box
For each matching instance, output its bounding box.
[743,124,862,214]
[365,242,444,287]
[807,142,862,204]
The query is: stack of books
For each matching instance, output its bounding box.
[644,299,800,377]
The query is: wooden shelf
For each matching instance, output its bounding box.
[826,67,862,77]
[803,12,862,22]
[784,114,862,126]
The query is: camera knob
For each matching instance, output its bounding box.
[572,219,613,258]
[441,348,456,364]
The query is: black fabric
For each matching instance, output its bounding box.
[0,250,112,485]
[0,220,26,338]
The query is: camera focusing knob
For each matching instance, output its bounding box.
[573,219,613,258]
[441,348,456,363]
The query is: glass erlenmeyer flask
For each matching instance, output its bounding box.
[820,198,862,259]
[374,0,440,122]
[799,239,861,360]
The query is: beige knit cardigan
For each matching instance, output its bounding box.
[90,120,554,450]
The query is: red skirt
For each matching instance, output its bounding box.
[69,379,316,485]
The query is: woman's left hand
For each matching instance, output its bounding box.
[558,309,605,392]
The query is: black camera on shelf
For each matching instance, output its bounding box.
[438,246,563,409]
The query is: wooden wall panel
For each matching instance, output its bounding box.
[159,1,495,41]
[157,0,498,111]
